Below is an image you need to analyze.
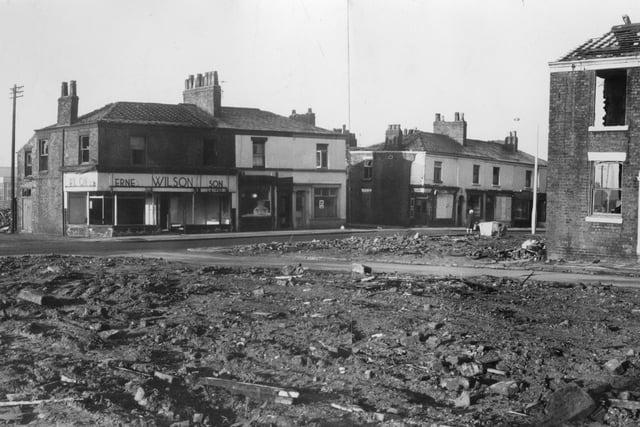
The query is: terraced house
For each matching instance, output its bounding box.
[547,17,640,259]
[349,113,546,228]
[16,72,348,237]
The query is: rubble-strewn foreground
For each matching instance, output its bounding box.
[1,254,639,426]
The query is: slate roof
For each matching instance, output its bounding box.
[39,102,336,135]
[360,131,546,166]
[558,22,640,62]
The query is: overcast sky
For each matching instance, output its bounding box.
[1,0,639,167]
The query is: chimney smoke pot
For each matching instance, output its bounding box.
[214,71,219,85]
[69,80,77,96]
[189,75,194,89]
[435,113,441,122]
[308,107,312,113]
[61,82,68,97]
[197,73,203,87]
[454,112,460,121]
[292,109,296,115]
[623,15,631,25]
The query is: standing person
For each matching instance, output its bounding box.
[466,209,475,235]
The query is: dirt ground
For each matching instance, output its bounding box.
[1,235,640,425]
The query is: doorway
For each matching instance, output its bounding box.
[295,191,306,229]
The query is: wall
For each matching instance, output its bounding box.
[99,124,235,172]
[547,67,640,259]
[235,135,347,170]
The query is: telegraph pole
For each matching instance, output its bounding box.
[9,84,23,233]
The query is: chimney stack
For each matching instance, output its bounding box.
[433,111,467,145]
[183,70,222,117]
[57,80,79,126]
[289,108,316,126]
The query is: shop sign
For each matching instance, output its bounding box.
[111,173,232,191]
[64,172,98,191]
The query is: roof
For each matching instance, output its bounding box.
[359,131,546,166]
[39,102,337,135]
[558,22,640,62]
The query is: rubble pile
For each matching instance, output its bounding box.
[231,233,547,262]
[0,254,637,425]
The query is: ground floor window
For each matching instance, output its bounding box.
[435,193,453,219]
[494,196,511,221]
[512,198,530,220]
[467,193,482,218]
[314,187,338,218]
[117,194,145,225]
[592,161,622,215]
[68,193,87,225]
[240,184,272,218]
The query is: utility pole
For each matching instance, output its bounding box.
[531,124,539,235]
[9,84,24,233]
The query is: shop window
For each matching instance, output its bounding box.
[24,150,32,176]
[525,170,532,188]
[594,69,626,127]
[252,137,266,168]
[363,159,373,180]
[591,161,622,215]
[38,139,49,171]
[240,185,271,217]
[130,136,146,165]
[117,195,145,224]
[435,193,453,218]
[316,144,328,169]
[472,164,480,184]
[203,138,217,166]
[434,161,443,183]
[314,187,338,218]
[68,193,87,224]
[492,167,500,186]
[79,135,90,163]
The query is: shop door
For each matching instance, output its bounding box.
[278,192,292,229]
[486,195,495,221]
[21,197,32,233]
[414,197,429,225]
[295,191,306,228]
[159,194,170,230]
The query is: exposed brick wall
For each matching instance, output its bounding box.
[547,68,640,260]
[372,152,411,226]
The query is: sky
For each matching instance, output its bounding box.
[1,0,639,167]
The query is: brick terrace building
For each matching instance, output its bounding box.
[349,114,547,228]
[17,72,348,237]
[547,17,640,259]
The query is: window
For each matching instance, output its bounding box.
[252,137,266,168]
[434,161,442,183]
[472,164,480,184]
[361,188,372,209]
[38,139,49,171]
[525,170,532,188]
[363,159,373,180]
[203,138,217,166]
[314,187,338,218]
[594,69,627,127]
[316,144,328,168]
[79,135,90,163]
[24,150,32,176]
[591,161,622,215]
[492,167,500,186]
[240,184,271,217]
[130,136,146,165]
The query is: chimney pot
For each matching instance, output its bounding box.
[214,71,219,85]
[189,75,195,89]
[197,73,203,87]
[69,80,77,96]
[292,109,296,115]
[435,113,441,122]
[342,124,346,132]
[61,82,68,97]
[513,130,517,137]
[623,15,631,25]
[454,112,460,121]
[308,107,312,113]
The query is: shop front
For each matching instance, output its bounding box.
[63,171,236,237]
[409,185,458,227]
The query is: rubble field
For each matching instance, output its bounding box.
[1,254,640,425]
[225,233,547,266]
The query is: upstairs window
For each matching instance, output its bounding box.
[79,135,90,163]
[595,69,627,127]
[203,138,217,166]
[434,161,442,183]
[525,170,532,188]
[24,150,32,176]
[130,136,146,165]
[316,144,328,168]
[363,159,373,180]
[492,167,500,186]
[252,137,266,168]
[38,139,49,171]
[472,164,480,184]
[592,161,622,215]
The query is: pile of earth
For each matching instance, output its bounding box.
[229,233,546,263]
[0,254,638,425]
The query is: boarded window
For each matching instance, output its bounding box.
[435,193,453,219]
